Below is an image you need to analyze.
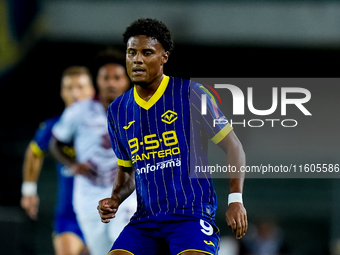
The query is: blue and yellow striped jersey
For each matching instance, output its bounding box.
[108,75,232,221]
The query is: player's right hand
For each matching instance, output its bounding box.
[97,195,120,223]
[20,195,39,220]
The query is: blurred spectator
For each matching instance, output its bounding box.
[239,220,289,255]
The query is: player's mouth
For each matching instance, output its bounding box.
[132,67,146,75]
[106,87,116,92]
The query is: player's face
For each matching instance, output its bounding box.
[96,63,130,102]
[126,35,169,87]
[61,74,95,107]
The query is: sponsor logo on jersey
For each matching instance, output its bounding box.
[135,158,181,175]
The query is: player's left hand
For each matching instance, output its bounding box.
[226,202,247,239]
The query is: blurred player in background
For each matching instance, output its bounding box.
[238,220,289,255]
[21,66,95,255]
[49,49,136,255]
[98,18,247,255]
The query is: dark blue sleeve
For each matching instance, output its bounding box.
[32,115,60,152]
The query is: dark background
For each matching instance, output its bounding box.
[1,0,340,254]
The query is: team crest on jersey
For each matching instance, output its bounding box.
[161,110,177,124]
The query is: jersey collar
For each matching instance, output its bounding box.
[133,75,170,110]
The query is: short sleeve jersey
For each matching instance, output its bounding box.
[52,98,118,186]
[108,75,232,221]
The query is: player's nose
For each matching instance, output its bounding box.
[133,52,143,64]
[72,89,81,101]
[107,78,118,88]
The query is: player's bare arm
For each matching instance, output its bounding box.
[98,166,135,223]
[217,130,248,239]
[49,136,89,175]
[20,145,43,220]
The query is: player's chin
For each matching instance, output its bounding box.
[132,80,149,88]
[131,76,148,85]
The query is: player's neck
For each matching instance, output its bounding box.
[98,94,112,111]
[135,75,163,102]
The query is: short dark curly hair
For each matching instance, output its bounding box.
[123,18,174,53]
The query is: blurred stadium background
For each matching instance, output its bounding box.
[1,0,340,254]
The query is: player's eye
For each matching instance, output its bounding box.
[144,51,152,56]
[128,51,136,56]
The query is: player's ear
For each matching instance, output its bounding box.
[161,51,169,65]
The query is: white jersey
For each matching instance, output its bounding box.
[52,98,118,187]
[52,98,137,255]
[52,98,119,220]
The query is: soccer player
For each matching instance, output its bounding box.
[98,18,247,255]
[21,66,95,255]
[49,50,136,255]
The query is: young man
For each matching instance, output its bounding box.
[21,66,95,255]
[98,18,247,255]
[49,50,136,255]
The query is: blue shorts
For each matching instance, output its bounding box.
[109,214,220,255]
[54,215,85,242]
